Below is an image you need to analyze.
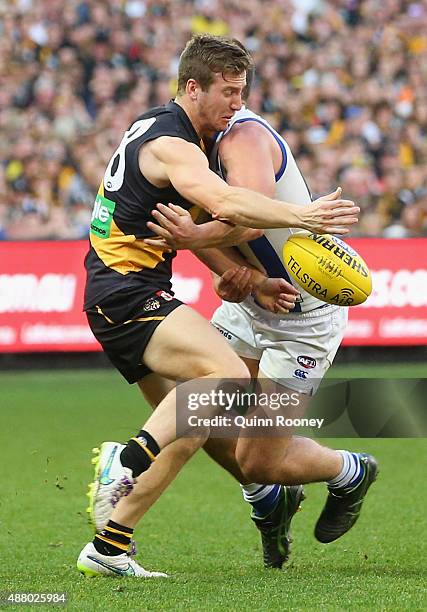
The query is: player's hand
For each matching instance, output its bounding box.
[299,187,360,235]
[145,203,197,250]
[215,267,253,303]
[253,277,300,314]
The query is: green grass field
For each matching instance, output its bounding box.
[1,365,426,611]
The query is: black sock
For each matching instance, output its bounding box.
[93,520,134,556]
[120,429,160,477]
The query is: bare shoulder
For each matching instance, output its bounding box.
[220,120,272,154]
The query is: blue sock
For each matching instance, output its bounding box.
[328,451,365,493]
[241,483,281,518]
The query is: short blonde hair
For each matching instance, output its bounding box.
[177,34,253,94]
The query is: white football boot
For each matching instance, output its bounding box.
[77,543,168,578]
[87,442,135,532]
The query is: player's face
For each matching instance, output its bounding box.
[197,71,246,134]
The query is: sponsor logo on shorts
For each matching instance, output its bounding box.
[297,355,317,369]
[215,326,233,341]
[143,298,160,312]
[293,369,308,380]
[155,290,174,301]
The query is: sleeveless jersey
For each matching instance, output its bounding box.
[84,101,203,309]
[210,107,324,313]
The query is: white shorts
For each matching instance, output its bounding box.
[211,300,348,395]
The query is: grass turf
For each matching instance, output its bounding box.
[1,366,426,611]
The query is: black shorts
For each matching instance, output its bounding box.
[86,287,183,383]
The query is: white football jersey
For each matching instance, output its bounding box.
[211,106,324,313]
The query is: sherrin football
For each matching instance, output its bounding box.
[283,232,372,306]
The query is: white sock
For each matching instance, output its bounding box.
[328,450,364,492]
[240,483,281,518]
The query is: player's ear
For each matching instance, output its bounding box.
[186,79,199,100]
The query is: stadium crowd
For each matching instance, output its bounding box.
[1,0,427,240]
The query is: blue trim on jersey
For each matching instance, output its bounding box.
[231,118,288,181]
[247,235,302,312]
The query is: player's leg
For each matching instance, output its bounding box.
[139,363,305,549]
[84,374,220,578]
[122,302,250,449]
[137,363,305,570]
[210,303,305,567]
[235,305,378,543]
[237,409,377,543]
[107,362,255,531]
[93,357,299,570]
[108,375,204,529]
[99,300,250,493]
[88,370,251,542]
[235,377,343,484]
[78,295,250,573]
[79,299,250,577]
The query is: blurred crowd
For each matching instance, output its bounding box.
[1,0,427,240]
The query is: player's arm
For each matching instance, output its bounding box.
[146,137,359,234]
[145,123,276,249]
[191,120,279,274]
[196,247,299,313]
[196,246,265,303]
[145,203,262,250]
[196,245,259,277]
[195,123,300,311]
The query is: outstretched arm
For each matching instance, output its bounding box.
[145,136,359,234]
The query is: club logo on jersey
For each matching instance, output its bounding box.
[297,355,317,369]
[143,297,160,312]
[155,290,173,301]
[293,369,308,380]
[90,193,116,239]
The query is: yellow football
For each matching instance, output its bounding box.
[283,232,372,306]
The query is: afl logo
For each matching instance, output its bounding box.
[297,355,317,369]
